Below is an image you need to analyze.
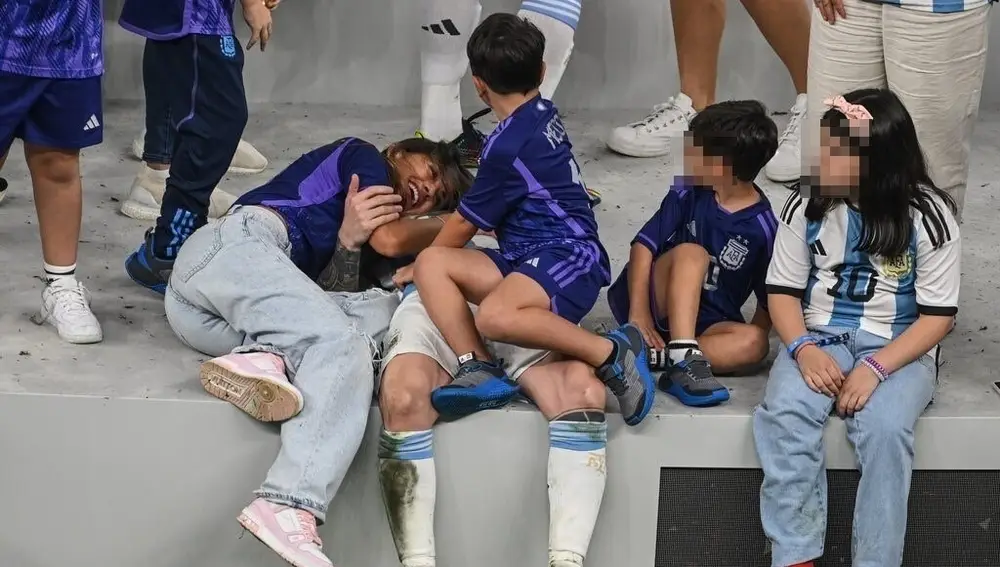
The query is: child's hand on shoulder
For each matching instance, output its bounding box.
[629,310,665,350]
[795,344,844,397]
[392,264,415,288]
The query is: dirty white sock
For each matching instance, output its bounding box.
[419,0,482,141]
[548,412,607,566]
[668,339,700,365]
[378,430,437,567]
[518,0,581,100]
[43,262,77,288]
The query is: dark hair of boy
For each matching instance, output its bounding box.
[805,87,957,259]
[466,13,545,95]
[688,100,779,183]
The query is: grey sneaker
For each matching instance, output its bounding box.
[430,358,519,421]
[658,350,730,407]
[595,323,656,426]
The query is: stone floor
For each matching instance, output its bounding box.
[1,101,998,418]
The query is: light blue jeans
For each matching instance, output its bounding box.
[753,326,937,567]
[164,205,400,521]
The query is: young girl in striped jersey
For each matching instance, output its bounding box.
[754,88,960,567]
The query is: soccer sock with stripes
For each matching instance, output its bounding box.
[547,411,607,567]
[419,0,482,142]
[667,339,700,365]
[378,429,437,567]
[43,262,78,288]
[518,0,582,100]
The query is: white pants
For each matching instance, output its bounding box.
[805,0,990,219]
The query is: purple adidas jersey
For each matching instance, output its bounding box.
[458,95,610,277]
[235,138,392,280]
[0,0,103,79]
[621,179,777,323]
[120,0,235,40]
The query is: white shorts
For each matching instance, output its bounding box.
[379,289,550,384]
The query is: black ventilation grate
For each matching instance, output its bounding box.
[655,468,1000,567]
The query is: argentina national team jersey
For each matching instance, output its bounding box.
[767,192,961,341]
[0,0,103,79]
[120,0,235,40]
[867,0,991,13]
[629,181,777,323]
[458,95,609,278]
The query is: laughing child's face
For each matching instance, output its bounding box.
[390,151,447,216]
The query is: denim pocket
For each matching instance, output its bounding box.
[174,218,227,284]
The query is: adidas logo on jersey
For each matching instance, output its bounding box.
[525,257,540,268]
[82,115,101,131]
[421,19,461,36]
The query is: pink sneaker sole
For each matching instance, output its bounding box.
[237,508,333,567]
[200,360,303,422]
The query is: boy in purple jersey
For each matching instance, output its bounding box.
[0,0,105,344]
[120,0,273,294]
[397,14,657,426]
[607,101,779,407]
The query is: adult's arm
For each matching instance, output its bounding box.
[368,214,449,258]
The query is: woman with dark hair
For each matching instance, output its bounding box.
[804,0,989,221]
[754,88,960,567]
[162,136,473,567]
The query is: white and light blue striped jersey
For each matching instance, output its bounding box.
[766,192,960,341]
[866,0,992,13]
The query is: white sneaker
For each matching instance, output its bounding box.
[606,93,697,158]
[764,94,807,183]
[0,177,7,206]
[132,128,269,175]
[36,280,103,344]
[120,163,237,221]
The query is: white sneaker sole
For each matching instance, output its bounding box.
[31,312,103,344]
[605,135,671,158]
[200,360,303,422]
[120,198,160,221]
[237,509,332,567]
[764,166,800,183]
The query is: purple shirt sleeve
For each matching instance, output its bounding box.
[457,156,518,231]
[339,141,392,193]
[753,210,779,311]
[632,184,693,255]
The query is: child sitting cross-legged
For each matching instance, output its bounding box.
[608,100,779,407]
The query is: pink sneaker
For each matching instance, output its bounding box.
[238,498,334,567]
[200,352,304,422]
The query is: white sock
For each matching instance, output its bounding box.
[518,5,579,100]
[419,0,482,141]
[43,262,77,288]
[378,430,437,567]
[667,340,700,365]
[548,413,607,566]
[143,163,169,181]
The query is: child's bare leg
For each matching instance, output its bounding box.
[697,321,770,374]
[477,274,613,368]
[26,143,82,267]
[413,247,504,361]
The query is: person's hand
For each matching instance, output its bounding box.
[392,264,415,288]
[796,344,844,397]
[815,0,846,24]
[837,364,880,416]
[630,310,665,350]
[264,0,281,9]
[338,175,403,250]
[242,0,273,51]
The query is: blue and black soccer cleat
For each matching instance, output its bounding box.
[431,357,519,421]
[596,323,656,426]
[125,228,174,295]
[658,349,730,407]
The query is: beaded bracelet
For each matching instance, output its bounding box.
[861,356,888,382]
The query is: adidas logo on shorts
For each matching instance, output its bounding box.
[421,19,460,36]
[82,114,101,132]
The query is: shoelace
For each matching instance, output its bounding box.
[630,99,684,131]
[778,107,804,144]
[453,358,506,387]
[294,509,324,548]
[49,283,91,318]
[680,355,714,383]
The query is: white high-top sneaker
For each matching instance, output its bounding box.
[37,280,103,344]
[606,93,697,158]
[132,128,269,175]
[121,163,237,221]
[764,94,807,183]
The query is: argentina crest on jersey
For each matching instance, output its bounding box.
[220,35,237,58]
[719,235,750,270]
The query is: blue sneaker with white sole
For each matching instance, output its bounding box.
[431,357,519,421]
[658,349,730,407]
[596,323,656,426]
[125,228,174,295]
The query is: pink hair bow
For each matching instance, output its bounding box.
[824,96,873,121]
